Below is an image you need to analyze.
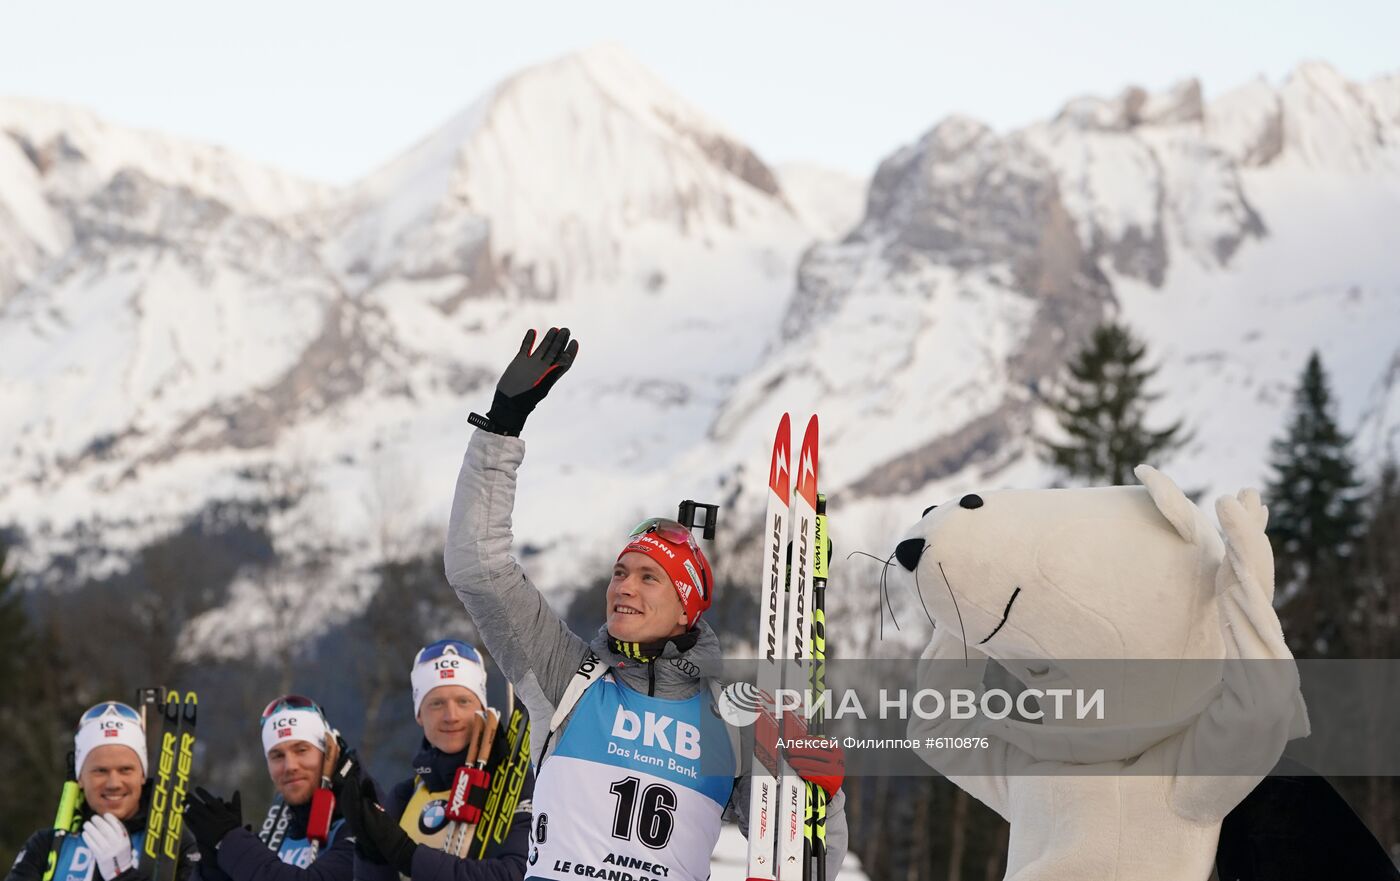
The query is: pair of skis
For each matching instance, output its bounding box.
[747,413,826,881]
[442,686,532,857]
[139,687,198,881]
[469,690,532,860]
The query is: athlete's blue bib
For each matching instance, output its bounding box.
[275,818,345,866]
[529,674,735,881]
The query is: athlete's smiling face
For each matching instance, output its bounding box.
[418,685,484,754]
[266,740,324,806]
[606,552,688,643]
[79,745,143,820]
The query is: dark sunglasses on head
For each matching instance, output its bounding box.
[260,694,323,722]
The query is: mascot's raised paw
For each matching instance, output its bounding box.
[1214,489,1273,606]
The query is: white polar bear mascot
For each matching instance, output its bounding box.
[893,465,1308,881]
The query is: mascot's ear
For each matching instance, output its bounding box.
[1134,464,1197,543]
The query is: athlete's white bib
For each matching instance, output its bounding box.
[527,674,735,881]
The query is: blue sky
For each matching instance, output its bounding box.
[2,1,1395,184]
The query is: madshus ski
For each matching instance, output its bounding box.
[747,414,820,881]
[747,414,793,881]
[143,689,198,881]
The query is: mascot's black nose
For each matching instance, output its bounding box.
[895,538,926,571]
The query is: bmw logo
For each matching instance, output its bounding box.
[420,799,448,833]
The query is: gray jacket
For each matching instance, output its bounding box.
[444,429,847,877]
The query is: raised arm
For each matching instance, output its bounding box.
[443,327,589,708]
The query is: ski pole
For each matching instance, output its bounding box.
[809,494,830,881]
[445,706,500,855]
[41,757,81,881]
[306,728,340,861]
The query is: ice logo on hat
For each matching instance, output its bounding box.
[436,658,459,680]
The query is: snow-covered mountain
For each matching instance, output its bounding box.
[2,52,1397,657]
[774,162,866,241]
[715,63,1400,607]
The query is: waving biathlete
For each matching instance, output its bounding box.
[443,327,848,881]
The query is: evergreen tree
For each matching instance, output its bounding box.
[1354,459,1400,658]
[0,538,32,860]
[0,538,85,863]
[1351,461,1400,853]
[0,540,25,715]
[1041,321,1188,485]
[1265,351,1365,656]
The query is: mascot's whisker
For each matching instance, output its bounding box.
[934,561,970,664]
[882,554,901,638]
[846,549,899,639]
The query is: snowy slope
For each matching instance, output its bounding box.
[0,97,331,304]
[775,162,867,240]
[1,57,1398,661]
[0,46,821,646]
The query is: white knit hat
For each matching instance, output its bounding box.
[260,701,330,756]
[75,703,148,777]
[411,639,488,716]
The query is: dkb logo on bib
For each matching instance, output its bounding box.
[611,707,701,759]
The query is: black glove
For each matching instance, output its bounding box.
[184,787,242,853]
[339,772,416,875]
[470,327,579,436]
[326,745,386,864]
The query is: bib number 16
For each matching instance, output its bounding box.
[608,777,677,849]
